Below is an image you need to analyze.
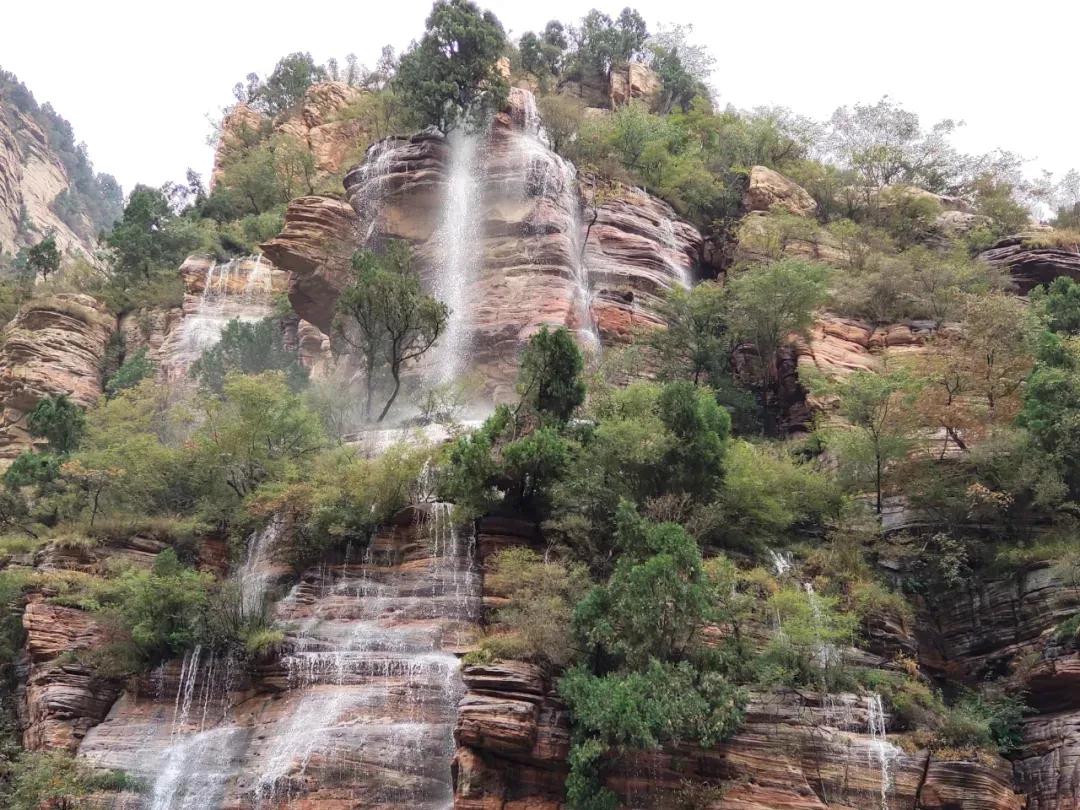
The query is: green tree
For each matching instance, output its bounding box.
[815,369,917,513]
[252,52,326,115]
[104,347,154,396]
[333,243,449,421]
[560,505,746,809]
[725,259,830,431]
[191,318,308,394]
[536,93,585,156]
[26,394,84,454]
[193,372,325,503]
[573,8,649,79]
[394,0,509,131]
[25,235,59,281]
[518,326,586,423]
[1032,276,1080,335]
[105,185,201,282]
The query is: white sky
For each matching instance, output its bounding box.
[3,0,1077,194]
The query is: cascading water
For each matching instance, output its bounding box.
[165,254,279,378]
[353,138,399,243]
[146,646,247,810]
[238,518,284,618]
[248,501,479,808]
[431,130,484,385]
[866,693,900,810]
[659,215,692,289]
[514,90,601,352]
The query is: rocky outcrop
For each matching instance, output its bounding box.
[452,671,1025,810]
[260,195,358,334]
[743,165,818,217]
[213,81,367,186]
[16,600,122,752]
[777,314,934,430]
[608,62,661,107]
[980,234,1080,294]
[584,184,701,343]
[0,293,114,461]
[453,662,569,810]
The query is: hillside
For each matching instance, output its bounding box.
[0,3,1079,810]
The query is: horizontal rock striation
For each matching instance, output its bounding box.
[261,194,359,335]
[980,234,1080,294]
[0,293,114,462]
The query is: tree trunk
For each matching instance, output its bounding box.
[377,365,402,422]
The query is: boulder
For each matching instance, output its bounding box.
[743,165,818,217]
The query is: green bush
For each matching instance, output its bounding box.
[105,347,154,395]
[482,547,591,667]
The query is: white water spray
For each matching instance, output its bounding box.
[431,130,483,384]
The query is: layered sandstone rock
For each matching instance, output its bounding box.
[608,62,661,107]
[452,670,1025,810]
[16,600,121,752]
[980,233,1080,293]
[584,184,701,343]
[777,314,934,430]
[322,88,700,399]
[261,194,358,334]
[0,293,114,461]
[743,165,818,217]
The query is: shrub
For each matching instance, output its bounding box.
[105,347,154,395]
[483,547,591,667]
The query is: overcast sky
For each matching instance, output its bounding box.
[3,0,1077,194]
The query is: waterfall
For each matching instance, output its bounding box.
[803,582,840,669]
[353,138,399,242]
[659,215,692,289]
[238,518,283,617]
[248,501,479,808]
[167,254,278,377]
[866,693,900,810]
[149,647,245,810]
[513,88,600,352]
[768,549,793,577]
[431,130,483,385]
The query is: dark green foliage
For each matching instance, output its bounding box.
[394,0,509,131]
[250,52,327,115]
[518,326,586,423]
[105,185,200,282]
[657,381,730,497]
[24,235,59,281]
[191,318,308,394]
[3,452,60,491]
[334,243,449,421]
[105,347,154,396]
[1033,276,1080,336]
[94,548,213,666]
[572,8,649,78]
[560,507,745,808]
[440,405,572,518]
[26,395,84,455]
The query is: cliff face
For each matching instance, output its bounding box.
[0,293,114,462]
[212,80,368,188]
[269,87,699,400]
[0,104,95,260]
